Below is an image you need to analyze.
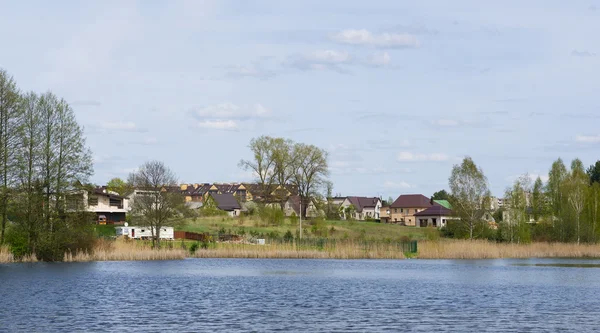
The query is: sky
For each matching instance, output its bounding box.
[1,0,599,199]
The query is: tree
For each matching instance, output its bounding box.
[502,175,531,243]
[290,143,329,218]
[448,157,491,239]
[239,136,277,202]
[531,176,545,221]
[565,159,588,244]
[432,189,450,201]
[0,69,21,243]
[588,161,600,185]
[106,177,130,196]
[128,161,187,248]
[271,137,295,208]
[547,158,567,232]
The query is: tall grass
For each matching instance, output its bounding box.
[419,240,600,259]
[63,239,186,262]
[0,245,13,263]
[192,241,406,259]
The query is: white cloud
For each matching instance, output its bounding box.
[397,152,450,162]
[100,121,139,131]
[575,134,600,143]
[193,103,271,120]
[288,50,352,72]
[383,181,413,189]
[197,120,237,130]
[331,29,419,48]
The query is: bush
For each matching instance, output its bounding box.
[259,206,285,226]
[290,212,298,226]
[310,217,328,237]
[283,230,294,243]
[189,242,199,254]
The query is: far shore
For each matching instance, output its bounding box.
[5,239,600,263]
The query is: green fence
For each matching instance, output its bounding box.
[399,240,418,253]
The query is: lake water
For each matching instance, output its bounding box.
[2,258,600,332]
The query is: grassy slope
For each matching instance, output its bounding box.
[180,217,432,241]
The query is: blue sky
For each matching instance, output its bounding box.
[1,0,599,198]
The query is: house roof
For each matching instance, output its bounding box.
[414,205,453,217]
[346,197,381,213]
[390,194,434,208]
[433,200,452,209]
[210,193,241,211]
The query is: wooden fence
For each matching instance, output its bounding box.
[174,231,211,242]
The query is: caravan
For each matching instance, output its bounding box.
[115,225,174,240]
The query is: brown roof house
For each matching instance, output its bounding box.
[414,205,456,228]
[389,194,437,226]
[339,197,382,221]
[283,195,320,218]
[204,193,242,217]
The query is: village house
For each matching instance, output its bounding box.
[414,205,455,228]
[338,197,382,221]
[283,195,320,218]
[389,194,436,226]
[204,193,242,217]
[67,187,129,224]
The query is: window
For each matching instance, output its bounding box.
[88,196,98,206]
[109,198,122,207]
[394,209,397,213]
[400,208,404,213]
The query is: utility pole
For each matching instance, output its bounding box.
[299,201,302,239]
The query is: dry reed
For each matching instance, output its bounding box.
[192,242,406,259]
[0,245,14,263]
[63,239,186,262]
[418,240,600,259]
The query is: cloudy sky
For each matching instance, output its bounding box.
[1,0,599,198]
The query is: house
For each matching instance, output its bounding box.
[380,206,391,223]
[433,200,452,209]
[283,195,320,218]
[205,193,242,217]
[115,226,174,240]
[414,205,455,228]
[389,194,436,226]
[338,197,382,220]
[67,187,129,224]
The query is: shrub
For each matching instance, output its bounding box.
[259,206,285,226]
[290,212,298,226]
[283,230,294,243]
[189,242,200,254]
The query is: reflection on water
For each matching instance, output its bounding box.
[2,258,600,332]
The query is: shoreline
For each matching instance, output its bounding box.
[5,240,600,263]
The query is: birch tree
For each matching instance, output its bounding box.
[448,157,490,240]
[566,159,587,244]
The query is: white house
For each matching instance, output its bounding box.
[115,226,174,240]
[67,187,129,224]
[414,205,456,228]
[339,197,382,221]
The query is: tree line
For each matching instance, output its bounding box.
[0,68,94,260]
[446,156,600,244]
[239,136,329,218]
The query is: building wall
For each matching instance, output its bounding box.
[415,215,453,228]
[389,207,428,226]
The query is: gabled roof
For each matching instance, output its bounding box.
[414,205,453,217]
[209,193,241,211]
[390,194,434,208]
[346,197,381,213]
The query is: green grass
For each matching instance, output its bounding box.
[95,225,116,237]
[179,216,432,241]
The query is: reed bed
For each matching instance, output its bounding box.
[193,242,406,259]
[418,240,600,259]
[63,239,186,262]
[0,245,14,263]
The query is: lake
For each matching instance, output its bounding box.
[2,258,600,332]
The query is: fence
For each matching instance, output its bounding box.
[174,231,211,242]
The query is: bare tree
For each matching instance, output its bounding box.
[239,136,277,202]
[448,157,491,239]
[128,161,186,248]
[290,143,329,218]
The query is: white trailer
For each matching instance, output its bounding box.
[115,225,174,240]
